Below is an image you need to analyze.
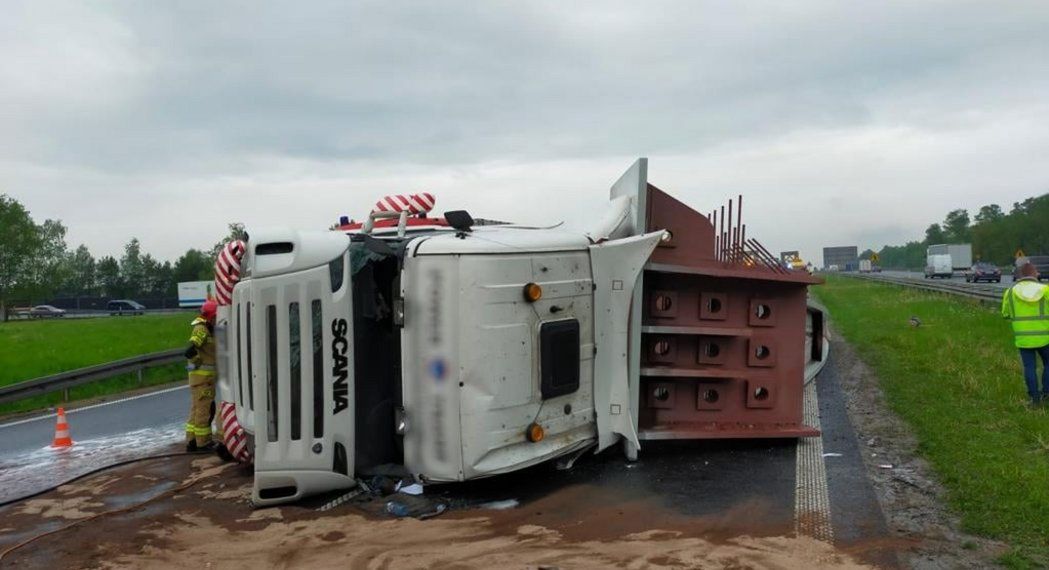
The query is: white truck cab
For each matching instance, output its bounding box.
[216,161,662,505]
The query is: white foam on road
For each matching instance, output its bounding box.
[0,385,188,430]
[794,380,833,542]
[0,423,184,504]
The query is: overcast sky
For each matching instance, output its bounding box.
[3,1,1048,265]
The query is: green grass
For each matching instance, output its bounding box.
[0,313,193,415]
[814,275,1049,568]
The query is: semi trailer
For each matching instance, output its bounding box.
[927,243,972,271]
[213,159,826,506]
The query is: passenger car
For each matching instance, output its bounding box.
[107,299,146,315]
[29,305,66,318]
[965,262,1001,283]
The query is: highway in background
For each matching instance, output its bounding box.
[7,308,193,321]
[879,269,1014,288]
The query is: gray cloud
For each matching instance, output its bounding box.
[3,1,1048,264]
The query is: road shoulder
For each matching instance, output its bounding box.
[827,329,1006,568]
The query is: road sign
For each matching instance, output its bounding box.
[870,252,880,263]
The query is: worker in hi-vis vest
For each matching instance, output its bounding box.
[1002,262,1049,406]
[184,300,219,451]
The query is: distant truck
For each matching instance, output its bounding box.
[177,280,214,308]
[927,244,972,271]
[859,259,872,273]
[924,254,953,279]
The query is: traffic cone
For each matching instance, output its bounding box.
[51,407,73,448]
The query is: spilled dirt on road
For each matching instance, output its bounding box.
[106,510,872,570]
[1,453,876,569]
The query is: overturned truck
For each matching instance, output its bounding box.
[213,159,826,506]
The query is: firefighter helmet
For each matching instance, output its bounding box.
[201,299,218,321]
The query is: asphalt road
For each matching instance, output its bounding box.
[0,356,896,566]
[0,386,187,503]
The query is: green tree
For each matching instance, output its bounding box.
[119,238,145,295]
[159,261,176,296]
[141,254,175,297]
[174,249,214,283]
[1011,198,1037,215]
[64,244,97,296]
[942,209,971,243]
[974,204,1004,225]
[25,219,70,299]
[0,195,42,320]
[924,223,947,245]
[209,223,247,262]
[883,193,1049,267]
[877,241,926,270]
[97,256,123,298]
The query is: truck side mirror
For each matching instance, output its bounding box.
[444,210,475,233]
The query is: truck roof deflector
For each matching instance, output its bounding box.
[590,230,664,453]
[586,158,648,242]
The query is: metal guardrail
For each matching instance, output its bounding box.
[0,348,184,405]
[4,308,193,321]
[843,273,1003,303]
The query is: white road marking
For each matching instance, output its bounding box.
[0,385,188,430]
[794,380,833,542]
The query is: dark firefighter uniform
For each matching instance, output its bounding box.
[185,301,218,450]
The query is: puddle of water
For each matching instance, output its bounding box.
[105,480,179,509]
[0,423,183,504]
[0,519,64,547]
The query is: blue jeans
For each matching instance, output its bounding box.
[1019,345,1049,401]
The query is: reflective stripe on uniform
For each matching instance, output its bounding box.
[190,331,208,347]
[1004,286,1049,348]
[186,422,211,435]
[1013,297,1048,321]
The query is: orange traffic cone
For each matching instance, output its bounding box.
[51,407,73,448]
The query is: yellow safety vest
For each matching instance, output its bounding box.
[1001,280,1049,348]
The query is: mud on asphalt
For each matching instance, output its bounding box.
[0,451,868,570]
[0,337,1001,569]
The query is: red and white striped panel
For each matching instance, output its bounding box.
[220,401,252,463]
[372,193,435,215]
[214,240,246,306]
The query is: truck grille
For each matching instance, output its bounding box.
[231,255,355,505]
[232,281,330,442]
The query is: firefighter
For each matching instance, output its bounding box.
[1002,262,1049,406]
[184,299,219,451]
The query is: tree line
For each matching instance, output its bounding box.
[865,193,1049,270]
[0,194,243,314]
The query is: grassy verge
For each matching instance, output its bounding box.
[814,275,1049,568]
[0,313,192,415]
